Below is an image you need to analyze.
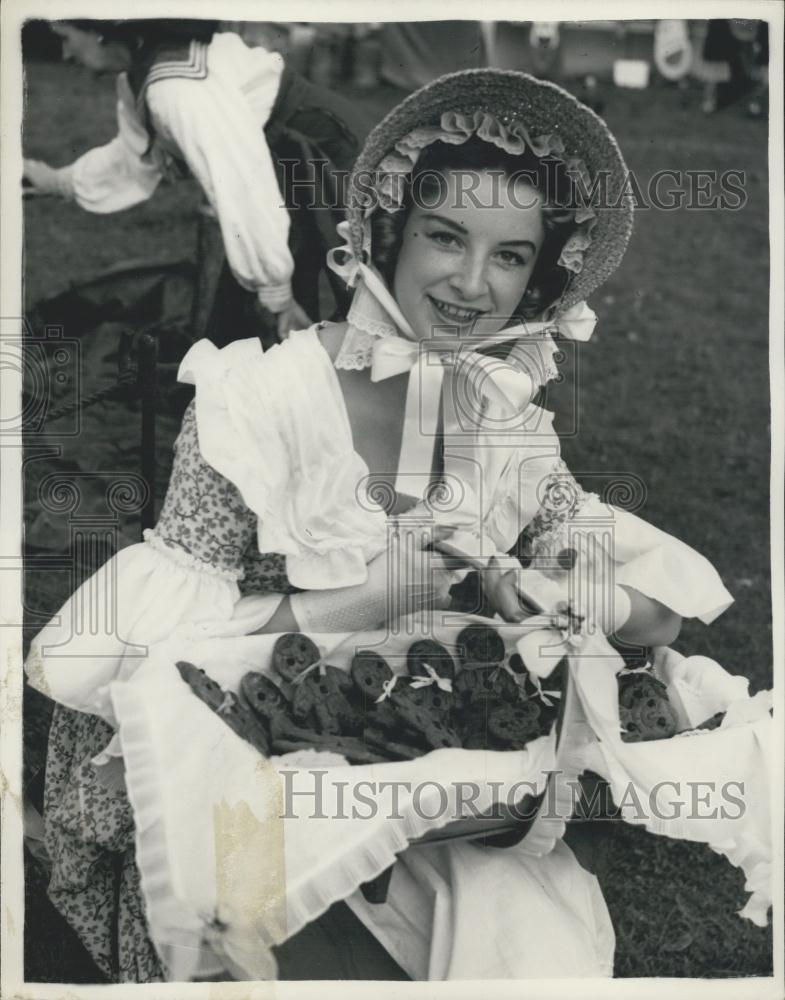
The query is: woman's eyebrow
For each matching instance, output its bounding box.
[498,238,537,250]
[420,214,536,251]
[419,213,467,232]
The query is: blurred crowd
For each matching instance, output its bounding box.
[194,20,769,116]
[23,18,769,119]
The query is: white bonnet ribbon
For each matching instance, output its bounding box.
[326,220,365,288]
[326,221,417,340]
[551,300,598,342]
[371,336,539,502]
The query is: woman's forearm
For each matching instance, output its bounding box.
[251,576,388,636]
[254,535,456,636]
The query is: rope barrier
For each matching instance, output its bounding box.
[38,329,187,426]
[42,371,137,424]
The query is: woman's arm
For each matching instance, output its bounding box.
[253,522,459,635]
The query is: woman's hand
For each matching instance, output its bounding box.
[275,298,312,341]
[23,158,61,195]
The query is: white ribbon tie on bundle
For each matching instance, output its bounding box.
[408,663,453,692]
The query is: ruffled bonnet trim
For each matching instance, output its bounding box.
[375,109,598,277]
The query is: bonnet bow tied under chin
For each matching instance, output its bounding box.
[327,221,597,513]
[365,302,596,508]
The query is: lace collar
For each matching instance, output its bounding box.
[333,280,399,371]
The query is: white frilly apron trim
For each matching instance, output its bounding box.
[111,681,210,982]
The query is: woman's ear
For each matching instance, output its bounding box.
[369,210,407,286]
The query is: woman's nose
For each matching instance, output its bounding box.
[447,255,489,302]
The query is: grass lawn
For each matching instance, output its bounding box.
[21,58,773,981]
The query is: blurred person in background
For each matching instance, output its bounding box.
[699,18,762,115]
[528,22,561,79]
[379,21,487,89]
[746,20,768,119]
[23,19,370,347]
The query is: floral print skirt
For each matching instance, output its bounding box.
[43,706,165,983]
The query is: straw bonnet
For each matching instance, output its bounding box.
[344,69,634,315]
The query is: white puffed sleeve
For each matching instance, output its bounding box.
[67,75,163,213]
[521,461,734,624]
[577,498,733,623]
[145,41,293,310]
[178,330,389,590]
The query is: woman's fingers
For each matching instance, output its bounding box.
[276,299,313,341]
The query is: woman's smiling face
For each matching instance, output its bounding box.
[392,169,545,342]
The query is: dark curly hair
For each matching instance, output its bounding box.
[370,135,580,322]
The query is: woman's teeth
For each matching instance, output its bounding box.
[428,296,483,322]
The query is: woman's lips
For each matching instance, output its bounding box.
[427,295,486,325]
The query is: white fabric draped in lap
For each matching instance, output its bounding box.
[108,625,608,982]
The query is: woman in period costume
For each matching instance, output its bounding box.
[26,69,738,982]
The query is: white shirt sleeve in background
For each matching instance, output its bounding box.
[145,36,293,309]
[60,34,293,310]
[68,75,163,213]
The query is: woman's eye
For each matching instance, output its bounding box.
[495,250,527,268]
[428,230,461,249]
